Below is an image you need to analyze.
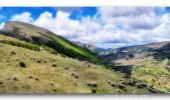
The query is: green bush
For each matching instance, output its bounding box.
[0,40,40,51]
[19,61,27,68]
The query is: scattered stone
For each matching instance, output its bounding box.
[118,84,125,89]
[84,61,88,64]
[11,51,16,55]
[19,62,26,68]
[147,86,157,93]
[50,82,55,87]
[120,81,128,85]
[13,76,19,81]
[74,82,78,86]
[127,79,137,86]
[88,65,91,67]
[35,78,39,81]
[71,73,79,79]
[107,80,112,84]
[111,83,116,87]
[135,82,147,88]
[123,74,130,78]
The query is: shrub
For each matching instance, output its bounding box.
[91,89,97,93]
[52,64,57,67]
[28,75,34,79]
[19,62,26,68]
[0,40,40,51]
[87,82,97,87]
[0,81,3,85]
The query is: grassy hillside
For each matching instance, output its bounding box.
[114,56,170,93]
[101,42,170,93]
[1,21,100,64]
[0,34,155,93]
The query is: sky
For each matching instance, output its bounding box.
[0,7,170,49]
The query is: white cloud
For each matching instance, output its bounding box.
[0,22,5,29]
[11,12,33,23]
[97,7,164,30]
[8,7,170,49]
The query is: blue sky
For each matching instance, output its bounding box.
[0,7,97,23]
[1,7,170,49]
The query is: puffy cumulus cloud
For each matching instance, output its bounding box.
[8,8,170,49]
[11,12,33,23]
[97,7,165,30]
[33,11,102,39]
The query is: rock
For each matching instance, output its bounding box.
[111,83,116,87]
[74,82,78,86]
[84,61,88,64]
[135,82,147,88]
[147,86,159,93]
[123,74,130,78]
[50,82,55,87]
[107,80,112,84]
[127,79,137,86]
[72,69,76,71]
[13,76,19,81]
[118,84,125,89]
[11,51,16,55]
[71,73,79,79]
[120,81,128,85]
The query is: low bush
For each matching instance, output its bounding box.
[0,40,40,51]
[19,62,27,68]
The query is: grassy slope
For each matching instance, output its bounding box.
[2,21,100,64]
[115,56,170,93]
[102,42,170,93]
[0,34,152,93]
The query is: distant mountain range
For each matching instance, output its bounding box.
[73,41,112,54]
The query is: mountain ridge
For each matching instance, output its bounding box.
[0,21,101,64]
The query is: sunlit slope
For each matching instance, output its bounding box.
[0,34,154,93]
[2,21,100,64]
